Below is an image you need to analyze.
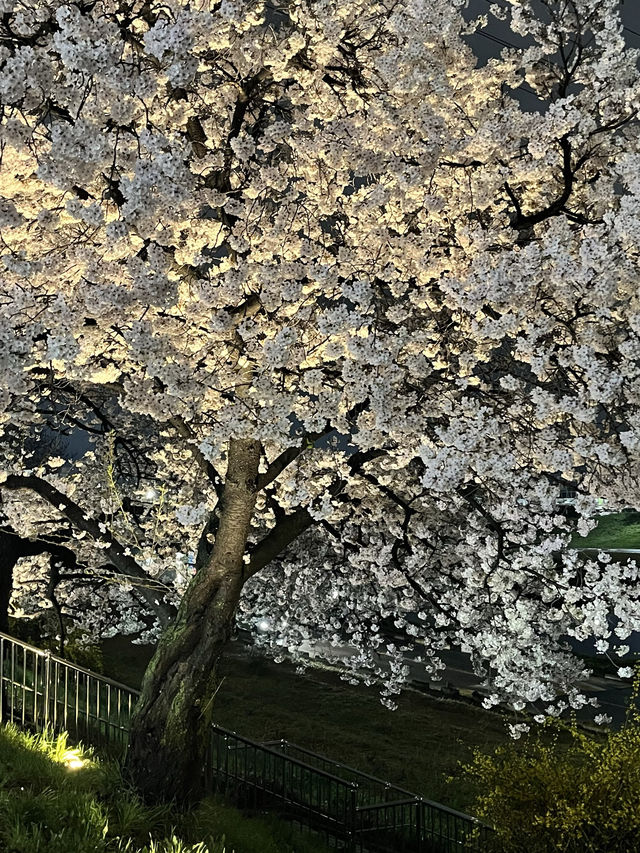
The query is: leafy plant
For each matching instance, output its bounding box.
[463,680,640,852]
[0,723,330,853]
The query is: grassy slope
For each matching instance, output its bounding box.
[0,724,329,853]
[215,653,510,812]
[102,637,509,814]
[572,510,640,550]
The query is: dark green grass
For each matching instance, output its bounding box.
[572,511,640,550]
[213,653,509,813]
[101,638,510,814]
[0,723,329,853]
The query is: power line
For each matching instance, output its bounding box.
[476,0,640,44]
[468,5,640,102]
[473,30,543,100]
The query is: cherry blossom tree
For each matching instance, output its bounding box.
[2,0,640,800]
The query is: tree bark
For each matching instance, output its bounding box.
[0,532,18,633]
[124,438,261,802]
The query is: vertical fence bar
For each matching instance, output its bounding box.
[10,643,15,723]
[117,689,121,742]
[33,652,38,726]
[43,651,51,728]
[284,752,289,805]
[52,660,58,730]
[106,683,111,745]
[63,667,68,730]
[346,783,357,853]
[21,647,26,727]
[85,673,90,738]
[74,669,79,737]
[6,643,11,723]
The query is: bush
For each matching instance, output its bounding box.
[463,693,640,852]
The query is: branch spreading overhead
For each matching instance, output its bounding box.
[0,0,639,720]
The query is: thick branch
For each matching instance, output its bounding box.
[506,135,585,232]
[245,506,314,578]
[3,475,176,625]
[246,447,386,578]
[256,424,335,491]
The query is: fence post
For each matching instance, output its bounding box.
[345,784,357,853]
[43,650,51,728]
[282,753,287,804]
[416,798,423,852]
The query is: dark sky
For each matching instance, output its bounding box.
[463,0,640,112]
[466,0,640,46]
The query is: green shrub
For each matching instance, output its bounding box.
[463,695,640,852]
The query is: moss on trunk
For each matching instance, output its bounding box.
[125,438,261,802]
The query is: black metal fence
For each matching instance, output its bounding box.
[217,732,491,852]
[0,630,492,852]
[260,738,492,851]
[207,725,359,844]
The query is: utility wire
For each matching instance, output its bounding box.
[476,0,640,43]
[470,4,640,101]
[473,30,543,99]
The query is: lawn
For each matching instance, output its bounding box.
[101,637,510,814]
[571,510,640,550]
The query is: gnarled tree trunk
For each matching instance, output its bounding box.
[0,532,17,633]
[124,438,261,802]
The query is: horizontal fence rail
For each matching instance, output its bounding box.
[0,630,492,852]
[263,739,423,806]
[355,798,492,853]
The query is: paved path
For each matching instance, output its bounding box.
[285,638,634,728]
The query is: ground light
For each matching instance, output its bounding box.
[62,748,87,771]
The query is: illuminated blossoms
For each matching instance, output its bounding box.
[0,0,640,717]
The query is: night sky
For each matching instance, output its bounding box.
[465,0,640,112]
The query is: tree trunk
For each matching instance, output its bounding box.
[0,532,19,633]
[124,438,261,802]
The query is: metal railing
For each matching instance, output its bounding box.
[261,739,492,851]
[354,798,491,852]
[0,630,492,852]
[0,631,139,756]
[213,730,490,851]
[263,738,426,806]
[207,725,358,843]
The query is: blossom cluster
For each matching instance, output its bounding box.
[1,0,640,718]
